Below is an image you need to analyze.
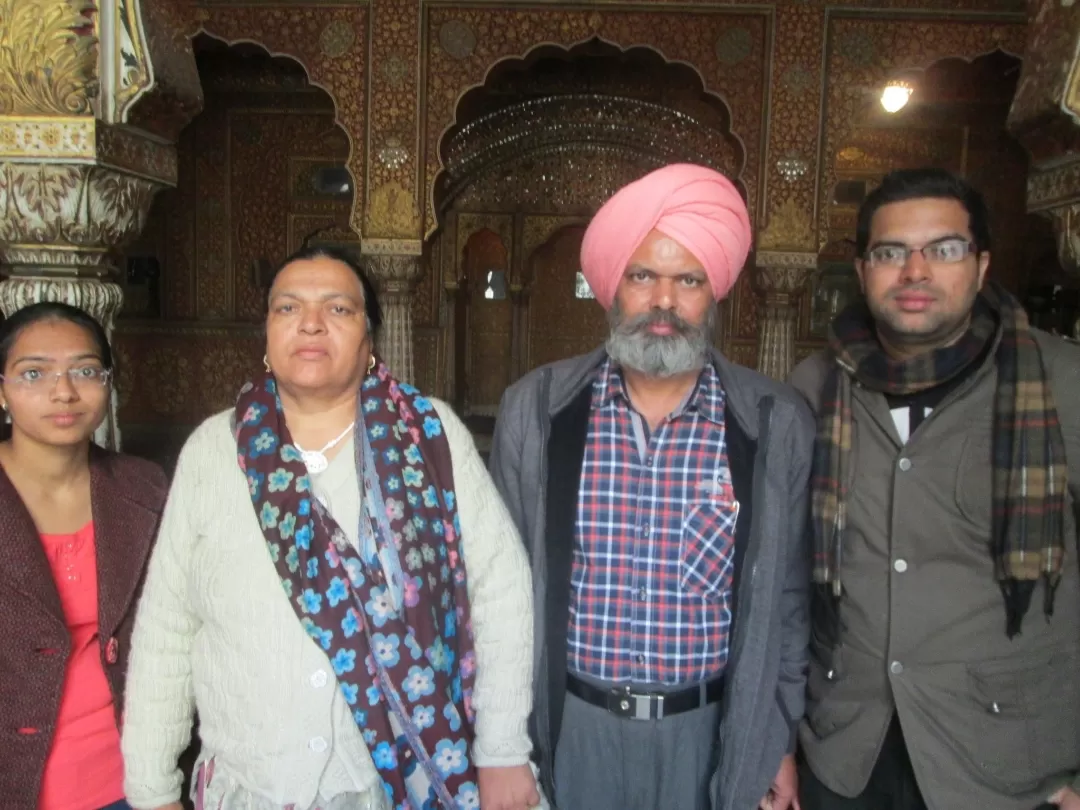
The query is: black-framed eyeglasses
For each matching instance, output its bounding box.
[0,367,112,390]
[865,238,976,269]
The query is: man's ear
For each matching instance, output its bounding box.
[854,258,868,294]
[976,251,991,288]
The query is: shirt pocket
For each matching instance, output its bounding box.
[679,500,739,601]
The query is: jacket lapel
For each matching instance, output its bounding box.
[91,448,159,638]
[544,383,592,751]
[0,466,64,624]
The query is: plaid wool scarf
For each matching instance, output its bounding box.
[812,282,1067,639]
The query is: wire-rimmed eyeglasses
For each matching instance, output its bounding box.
[0,367,112,390]
[865,238,977,269]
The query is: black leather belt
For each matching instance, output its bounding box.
[566,673,725,721]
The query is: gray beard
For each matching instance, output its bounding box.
[605,302,715,378]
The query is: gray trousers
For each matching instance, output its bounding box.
[553,691,723,810]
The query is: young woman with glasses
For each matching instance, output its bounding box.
[0,302,169,810]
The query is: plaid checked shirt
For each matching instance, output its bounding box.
[567,358,740,685]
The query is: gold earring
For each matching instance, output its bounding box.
[368,354,376,373]
[263,354,271,373]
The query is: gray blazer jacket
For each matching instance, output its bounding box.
[488,346,815,810]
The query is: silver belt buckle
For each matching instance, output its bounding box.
[621,690,662,721]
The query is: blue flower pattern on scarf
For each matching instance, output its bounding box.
[234,358,477,809]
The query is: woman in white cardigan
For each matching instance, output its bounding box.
[122,247,539,810]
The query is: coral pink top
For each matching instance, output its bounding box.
[36,522,125,810]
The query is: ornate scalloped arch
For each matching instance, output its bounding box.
[428,37,748,238]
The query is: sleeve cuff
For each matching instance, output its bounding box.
[472,747,532,769]
[126,788,183,810]
[472,712,533,769]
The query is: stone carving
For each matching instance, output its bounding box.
[319,21,356,58]
[362,237,423,256]
[0,118,97,160]
[1027,158,1080,212]
[0,118,177,183]
[758,197,815,252]
[0,277,124,448]
[364,253,424,384]
[0,0,99,116]
[753,255,817,380]
[1048,204,1080,276]
[439,20,477,60]
[367,180,420,238]
[110,0,153,122]
[0,163,159,273]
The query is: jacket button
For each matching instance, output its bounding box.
[105,637,119,665]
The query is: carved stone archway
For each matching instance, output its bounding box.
[429,38,747,237]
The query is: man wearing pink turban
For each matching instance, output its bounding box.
[490,164,814,810]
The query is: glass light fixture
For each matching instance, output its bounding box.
[880,80,913,113]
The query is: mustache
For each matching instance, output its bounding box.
[614,308,696,337]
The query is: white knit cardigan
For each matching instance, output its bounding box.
[121,401,533,809]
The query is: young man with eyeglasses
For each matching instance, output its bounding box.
[790,168,1080,810]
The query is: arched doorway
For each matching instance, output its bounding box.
[116,35,355,467]
[431,39,745,437]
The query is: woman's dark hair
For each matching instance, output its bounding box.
[855,168,992,258]
[268,245,383,336]
[0,302,113,373]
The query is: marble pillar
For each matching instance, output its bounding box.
[753,251,817,380]
[364,246,424,384]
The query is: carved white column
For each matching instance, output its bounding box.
[754,251,817,380]
[364,248,424,385]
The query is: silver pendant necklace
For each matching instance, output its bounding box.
[294,423,355,475]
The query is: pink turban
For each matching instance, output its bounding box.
[580,163,752,309]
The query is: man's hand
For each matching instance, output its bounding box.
[759,754,800,810]
[1049,786,1080,809]
[151,804,183,810]
[478,763,542,810]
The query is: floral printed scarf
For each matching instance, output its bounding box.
[235,356,479,810]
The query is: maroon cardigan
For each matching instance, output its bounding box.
[0,448,169,809]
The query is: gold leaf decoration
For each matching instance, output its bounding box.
[758,197,814,252]
[0,0,99,116]
[366,180,420,239]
